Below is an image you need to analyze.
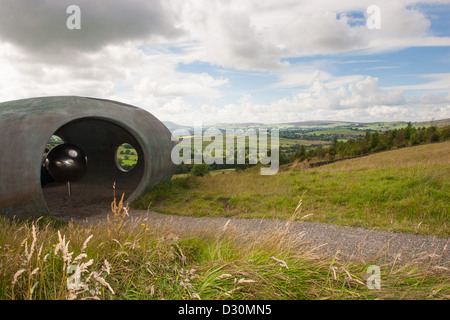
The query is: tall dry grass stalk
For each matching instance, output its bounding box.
[2,210,448,300]
[11,222,42,300]
[54,230,114,299]
[274,190,310,251]
[107,182,130,233]
[11,221,114,300]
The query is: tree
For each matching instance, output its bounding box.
[328,136,338,159]
[294,145,306,161]
[359,138,369,154]
[316,145,327,159]
[394,130,406,148]
[426,126,440,142]
[191,163,210,177]
[175,163,192,174]
[404,122,415,141]
[440,125,450,141]
[409,133,419,146]
[369,132,379,151]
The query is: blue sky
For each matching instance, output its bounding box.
[0,0,449,125]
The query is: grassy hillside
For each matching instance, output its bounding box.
[1,142,448,300]
[414,118,450,128]
[133,141,450,237]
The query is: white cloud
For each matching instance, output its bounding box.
[376,1,431,37]
[0,0,182,56]
[159,97,192,114]
[174,1,287,71]
[340,76,405,108]
[387,73,450,92]
[168,72,450,125]
[366,105,415,119]
[1,0,448,71]
[134,71,228,99]
[415,105,450,120]
[0,0,449,125]
[421,91,450,104]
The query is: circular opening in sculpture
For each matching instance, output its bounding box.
[115,143,138,172]
[41,135,65,187]
[47,135,64,150]
[41,117,145,218]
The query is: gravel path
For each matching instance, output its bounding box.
[64,209,449,266]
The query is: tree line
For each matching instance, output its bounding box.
[293,123,450,162]
[175,123,449,175]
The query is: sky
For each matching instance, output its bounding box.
[0,0,449,125]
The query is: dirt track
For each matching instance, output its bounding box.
[60,209,449,266]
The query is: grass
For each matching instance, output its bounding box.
[0,211,448,300]
[133,141,450,237]
[116,144,138,168]
[307,128,364,136]
[1,141,448,300]
[279,138,329,147]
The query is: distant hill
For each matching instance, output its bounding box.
[162,121,191,131]
[212,122,264,128]
[413,118,450,127]
[162,118,450,131]
[282,120,357,127]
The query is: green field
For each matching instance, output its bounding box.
[358,122,407,131]
[176,135,329,154]
[116,143,138,170]
[307,128,363,136]
[279,138,329,147]
[134,141,450,237]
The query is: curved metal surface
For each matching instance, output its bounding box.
[46,143,87,183]
[0,96,175,218]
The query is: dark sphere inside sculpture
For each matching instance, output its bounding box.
[45,144,87,183]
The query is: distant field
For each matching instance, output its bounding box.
[133,141,450,237]
[357,122,407,131]
[178,134,297,150]
[307,128,364,136]
[116,144,138,170]
[282,121,357,129]
[279,138,329,147]
[178,135,329,147]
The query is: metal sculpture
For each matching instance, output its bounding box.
[0,96,176,218]
[45,143,88,196]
